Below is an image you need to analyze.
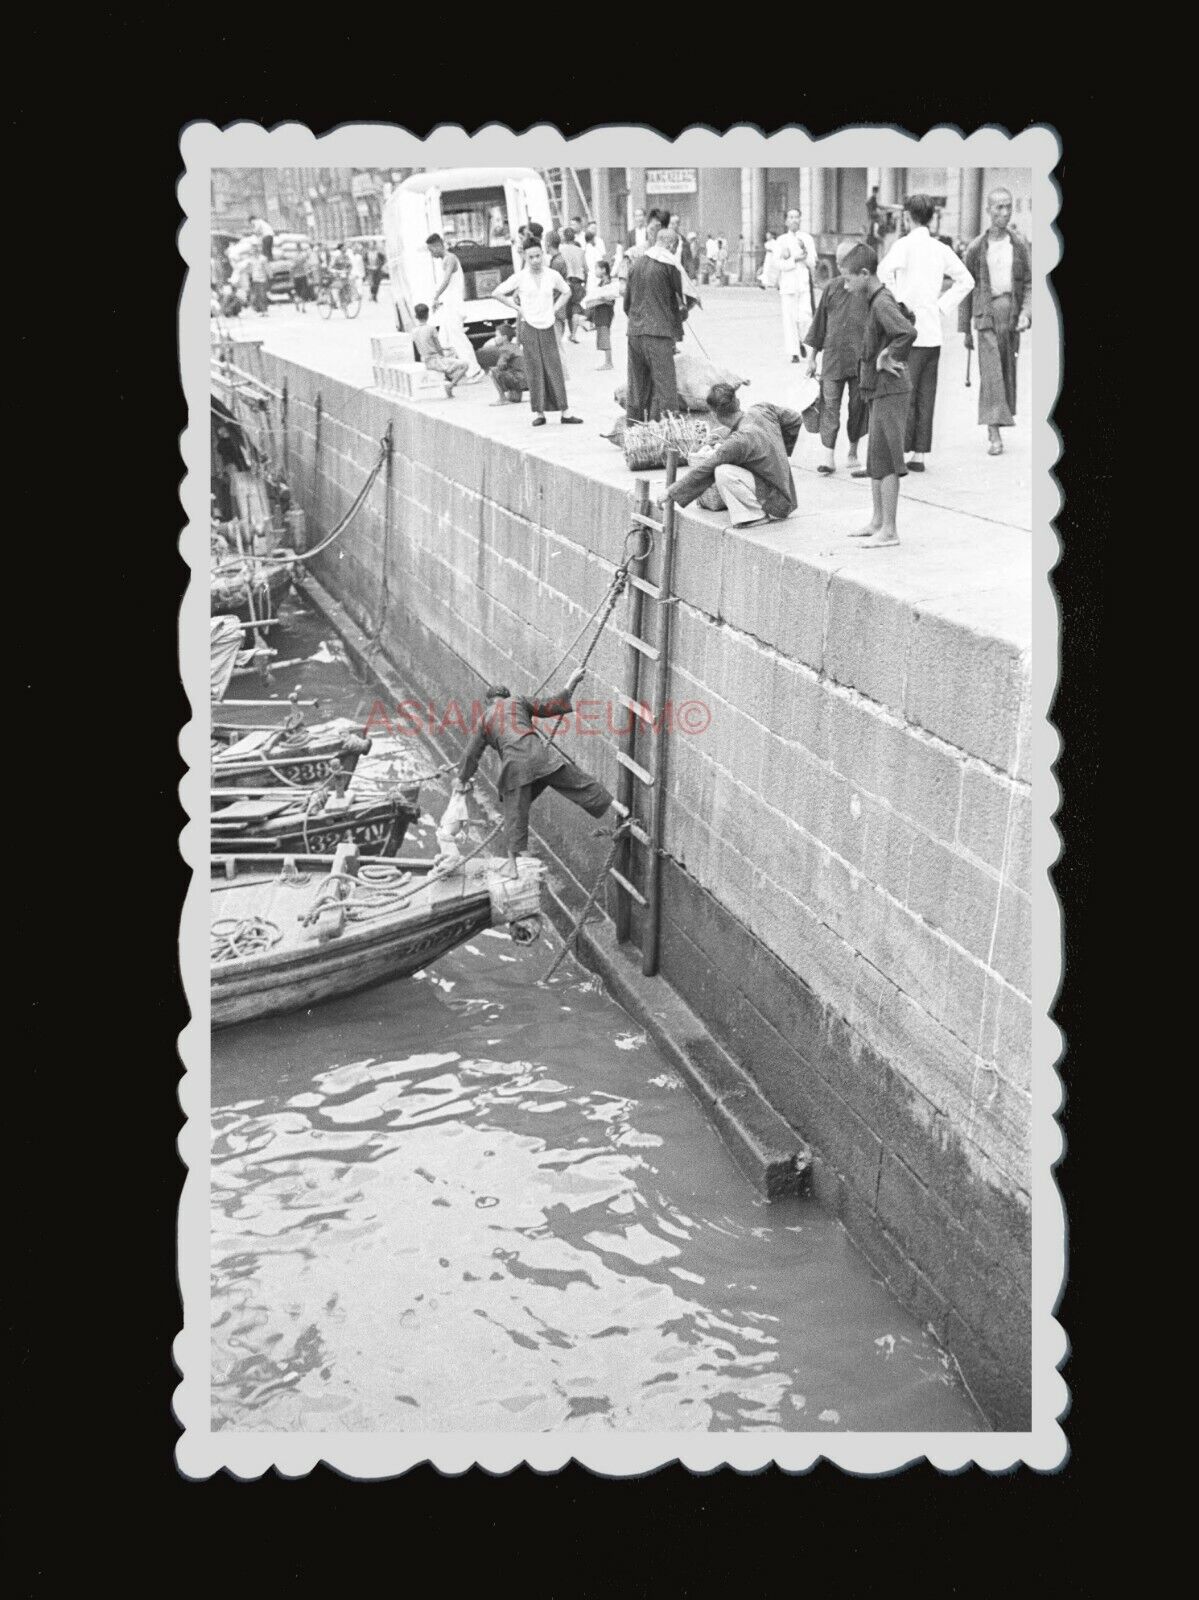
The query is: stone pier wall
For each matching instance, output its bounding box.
[249,349,1033,1427]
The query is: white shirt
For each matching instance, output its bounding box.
[583,236,606,271]
[878,225,975,347]
[986,234,1014,298]
[705,238,719,261]
[776,228,817,300]
[496,266,567,330]
[253,218,275,241]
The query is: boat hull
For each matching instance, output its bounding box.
[210,798,418,857]
[212,728,370,790]
[212,894,491,1029]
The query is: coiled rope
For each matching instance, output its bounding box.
[211,915,282,962]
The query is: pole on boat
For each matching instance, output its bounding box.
[314,392,323,535]
[281,378,289,476]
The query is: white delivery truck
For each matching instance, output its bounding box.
[382,167,553,350]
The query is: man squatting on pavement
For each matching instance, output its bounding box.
[454,669,614,877]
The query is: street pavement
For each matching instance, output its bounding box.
[219,280,1034,649]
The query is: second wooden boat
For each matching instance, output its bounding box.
[210,790,421,857]
[212,718,372,790]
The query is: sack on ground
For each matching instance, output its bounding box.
[614,351,749,416]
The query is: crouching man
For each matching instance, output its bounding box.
[454,668,613,877]
[657,383,803,528]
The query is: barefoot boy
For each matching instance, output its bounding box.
[412,302,470,397]
[839,243,916,548]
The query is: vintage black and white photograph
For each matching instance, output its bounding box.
[178,124,1062,1475]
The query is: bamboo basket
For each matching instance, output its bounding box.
[623,413,718,472]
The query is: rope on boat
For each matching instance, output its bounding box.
[213,433,389,576]
[211,915,282,962]
[296,822,506,927]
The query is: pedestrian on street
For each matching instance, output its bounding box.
[248,244,270,315]
[291,240,314,311]
[544,231,571,342]
[492,240,584,427]
[805,239,870,474]
[559,226,588,342]
[427,233,483,380]
[776,207,817,362]
[628,208,648,251]
[623,226,687,422]
[411,303,471,398]
[250,214,275,261]
[839,243,917,548]
[584,260,618,370]
[369,248,385,302]
[959,187,1032,455]
[659,384,803,528]
[454,667,612,879]
[877,193,975,471]
[583,222,607,277]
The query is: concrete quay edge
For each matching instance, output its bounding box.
[292,568,812,1202]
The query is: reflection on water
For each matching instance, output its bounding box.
[211,605,985,1434]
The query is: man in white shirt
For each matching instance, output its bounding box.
[427,233,483,380]
[878,193,974,470]
[492,240,583,426]
[583,222,607,276]
[250,214,275,261]
[775,208,818,363]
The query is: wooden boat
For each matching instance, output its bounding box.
[210,789,421,857]
[210,845,546,1029]
[212,718,371,790]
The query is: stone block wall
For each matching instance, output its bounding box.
[251,349,1034,1427]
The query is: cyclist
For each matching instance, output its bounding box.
[330,242,352,305]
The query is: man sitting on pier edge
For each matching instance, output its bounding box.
[454,668,613,877]
[658,383,804,528]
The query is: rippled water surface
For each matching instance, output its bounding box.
[211,602,985,1433]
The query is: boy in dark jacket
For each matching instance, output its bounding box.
[805,239,870,474]
[839,243,916,548]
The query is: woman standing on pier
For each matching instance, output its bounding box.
[492,241,584,427]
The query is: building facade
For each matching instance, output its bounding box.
[211,168,413,244]
[584,166,1034,283]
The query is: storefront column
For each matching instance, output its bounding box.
[626,168,647,233]
[959,168,986,242]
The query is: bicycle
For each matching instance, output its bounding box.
[316,274,362,320]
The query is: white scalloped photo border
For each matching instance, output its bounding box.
[176,120,1065,1478]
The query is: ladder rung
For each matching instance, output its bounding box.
[628,573,662,600]
[616,628,660,661]
[608,868,648,907]
[618,692,654,724]
[630,511,664,533]
[617,751,655,786]
[609,800,651,846]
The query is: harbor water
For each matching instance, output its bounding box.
[211,598,986,1433]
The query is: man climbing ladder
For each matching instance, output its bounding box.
[454,668,614,877]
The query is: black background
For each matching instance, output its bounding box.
[11,74,1109,1590]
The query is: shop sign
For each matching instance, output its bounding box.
[646,168,698,195]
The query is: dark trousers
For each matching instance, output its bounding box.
[369,268,383,301]
[904,345,941,453]
[977,293,1018,427]
[519,322,568,413]
[503,760,612,854]
[626,333,680,422]
[820,373,867,450]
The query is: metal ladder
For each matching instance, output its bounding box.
[542,168,592,231]
[606,450,681,978]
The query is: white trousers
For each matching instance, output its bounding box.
[779,290,812,358]
[713,463,768,526]
[435,305,482,376]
